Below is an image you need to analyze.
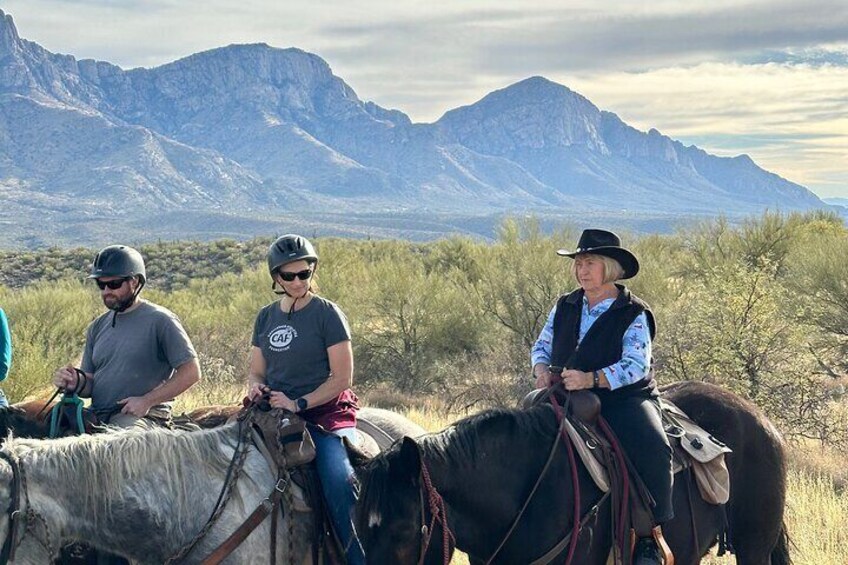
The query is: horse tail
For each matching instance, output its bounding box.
[770,522,792,565]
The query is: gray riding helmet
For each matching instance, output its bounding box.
[267,235,318,274]
[88,245,147,284]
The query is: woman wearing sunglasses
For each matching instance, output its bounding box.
[246,234,365,565]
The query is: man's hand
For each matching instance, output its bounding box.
[267,391,296,412]
[118,396,154,417]
[53,365,79,391]
[562,369,593,391]
[247,382,269,401]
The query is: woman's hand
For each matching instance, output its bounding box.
[562,369,593,391]
[267,391,297,412]
[534,368,554,389]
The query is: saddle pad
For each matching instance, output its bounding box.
[566,399,732,504]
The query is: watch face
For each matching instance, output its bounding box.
[296,398,308,411]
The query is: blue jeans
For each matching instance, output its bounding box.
[310,425,366,565]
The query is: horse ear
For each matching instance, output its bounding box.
[397,436,423,480]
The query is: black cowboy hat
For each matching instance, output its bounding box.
[557,229,640,279]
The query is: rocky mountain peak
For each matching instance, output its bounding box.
[436,75,608,154]
[0,10,21,50]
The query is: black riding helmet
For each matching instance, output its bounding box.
[267,235,318,297]
[88,245,146,323]
[267,234,318,274]
[88,245,147,284]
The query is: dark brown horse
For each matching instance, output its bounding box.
[357,381,791,565]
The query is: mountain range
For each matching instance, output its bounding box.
[0,9,829,247]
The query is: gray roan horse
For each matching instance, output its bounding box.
[0,407,424,564]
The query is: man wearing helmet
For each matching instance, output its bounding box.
[53,245,201,428]
[246,234,366,564]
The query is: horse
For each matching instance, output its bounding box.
[0,407,425,564]
[357,381,791,565]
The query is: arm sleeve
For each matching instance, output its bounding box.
[80,321,97,374]
[324,304,350,347]
[0,309,10,381]
[158,314,198,369]
[251,309,264,348]
[530,305,557,368]
[601,312,652,390]
[323,304,352,348]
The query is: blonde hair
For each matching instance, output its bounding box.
[570,254,624,284]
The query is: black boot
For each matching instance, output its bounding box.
[633,536,661,565]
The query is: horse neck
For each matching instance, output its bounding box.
[418,408,569,558]
[13,426,241,560]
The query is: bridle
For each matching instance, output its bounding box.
[0,451,54,564]
[0,451,21,564]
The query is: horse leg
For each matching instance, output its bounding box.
[663,470,727,565]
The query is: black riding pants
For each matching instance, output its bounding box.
[601,394,674,524]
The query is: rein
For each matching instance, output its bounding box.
[0,451,21,564]
[0,451,54,564]
[416,459,455,565]
[482,411,568,565]
[164,404,257,565]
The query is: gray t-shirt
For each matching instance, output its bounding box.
[81,301,197,417]
[251,297,351,399]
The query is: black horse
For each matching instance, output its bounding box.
[357,381,791,565]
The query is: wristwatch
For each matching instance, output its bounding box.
[592,370,601,389]
[295,397,308,412]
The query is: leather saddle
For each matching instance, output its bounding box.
[522,386,731,564]
[246,407,372,564]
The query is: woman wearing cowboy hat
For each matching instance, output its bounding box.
[531,229,673,565]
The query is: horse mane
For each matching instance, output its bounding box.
[357,404,557,528]
[417,404,558,466]
[2,423,240,528]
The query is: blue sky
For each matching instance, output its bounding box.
[4,0,847,197]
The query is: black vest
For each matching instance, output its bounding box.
[551,284,657,400]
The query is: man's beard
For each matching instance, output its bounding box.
[104,294,136,312]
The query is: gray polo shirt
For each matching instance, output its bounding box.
[81,300,197,418]
[251,297,351,399]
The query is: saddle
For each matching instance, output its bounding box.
[522,386,732,564]
[521,387,731,504]
[242,406,372,565]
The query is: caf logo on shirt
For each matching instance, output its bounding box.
[268,325,298,351]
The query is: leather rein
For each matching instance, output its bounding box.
[0,451,21,564]
[0,451,53,564]
[420,389,607,565]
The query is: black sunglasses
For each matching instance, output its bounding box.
[95,277,130,290]
[277,269,313,282]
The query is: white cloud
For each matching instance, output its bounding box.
[561,62,848,196]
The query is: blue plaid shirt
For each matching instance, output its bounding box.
[530,295,652,390]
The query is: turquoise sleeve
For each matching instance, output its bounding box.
[0,308,11,382]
